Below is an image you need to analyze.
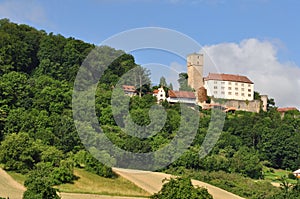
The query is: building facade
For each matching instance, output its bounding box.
[204,73,254,101]
[122,85,136,97]
[153,87,166,102]
[167,90,196,105]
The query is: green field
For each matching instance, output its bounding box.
[263,167,297,184]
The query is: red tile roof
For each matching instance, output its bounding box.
[277,107,298,112]
[168,90,196,99]
[122,85,136,92]
[204,73,253,84]
[153,89,159,94]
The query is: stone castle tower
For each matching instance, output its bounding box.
[187,53,204,91]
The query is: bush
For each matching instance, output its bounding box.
[151,177,213,199]
[24,164,60,199]
[288,173,297,180]
[51,159,74,184]
[73,150,114,178]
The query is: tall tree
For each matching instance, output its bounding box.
[159,76,167,87]
[178,73,193,91]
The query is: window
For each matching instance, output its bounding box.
[235,87,238,91]
[235,92,239,96]
[214,81,217,84]
[241,83,244,87]
[214,91,218,94]
[235,82,238,86]
[228,92,232,95]
[228,87,232,90]
[248,84,251,87]
[248,94,252,97]
[221,87,225,90]
[241,88,244,91]
[221,81,225,85]
[221,91,225,94]
[214,86,218,89]
[229,82,232,85]
[241,93,245,96]
[248,89,251,92]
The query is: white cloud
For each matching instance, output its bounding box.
[200,38,300,109]
[0,0,48,26]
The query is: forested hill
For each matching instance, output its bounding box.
[1,19,300,199]
[0,19,144,198]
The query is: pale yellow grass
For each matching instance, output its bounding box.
[55,168,150,197]
[6,171,26,185]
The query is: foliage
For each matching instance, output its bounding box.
[23,163,61,199]
[269,177,300,199]
[73,150,114,178]
[0,132,42,173]
[178,73,193,91]
[166,168,281,199]
[151,177,213,199]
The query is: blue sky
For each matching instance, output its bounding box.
[0,0,300,108]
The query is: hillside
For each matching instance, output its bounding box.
[0,19,300,199]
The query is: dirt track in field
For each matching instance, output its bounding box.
[0,168,25,199]
[1,167,245,199]
[113,168,245,199]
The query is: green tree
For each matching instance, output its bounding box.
[0,71,30,108]
[23,163,60,199]
[0,132,42,173]
[230,147,263,179]
[178,73,193,91]
[159,76,167,87]
[151,177,213,199]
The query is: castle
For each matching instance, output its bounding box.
[186,53,268,113]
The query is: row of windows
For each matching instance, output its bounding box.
[213,91,252,97]
[213,81,251,87]
[213,86,251,92]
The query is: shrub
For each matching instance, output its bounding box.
[151,177,213,199]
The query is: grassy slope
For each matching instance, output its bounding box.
[54,168,150,197]
[6,171,27,185]
[6,167,150,197]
